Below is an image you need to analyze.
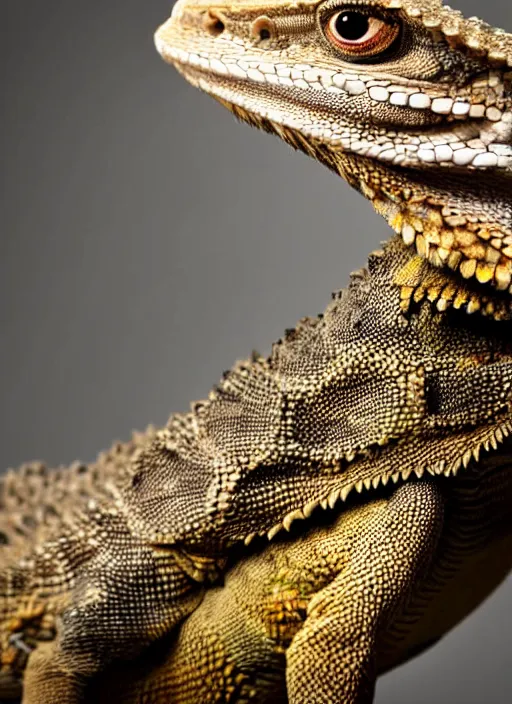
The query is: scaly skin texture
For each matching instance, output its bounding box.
[92,464,512,703]
[1,1,511,702]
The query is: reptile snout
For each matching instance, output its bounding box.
[155,4,229,64]
[155,1,296,62]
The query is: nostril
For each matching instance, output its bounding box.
[212,18,225,35]
[251,16,276,42]
[204,10,226,37]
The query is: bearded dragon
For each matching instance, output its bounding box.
[1,1,511,702]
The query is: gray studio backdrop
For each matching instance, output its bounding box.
[2,1,511,701]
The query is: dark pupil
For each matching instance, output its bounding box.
[335,12,370,41]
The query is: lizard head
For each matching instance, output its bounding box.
[156,0,512,305]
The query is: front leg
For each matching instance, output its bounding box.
[90,481,444,704]
[15,519,204,704]
[22,641,90,704]
[286,481,445,704]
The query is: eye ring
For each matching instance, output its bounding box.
[324,10,401,60]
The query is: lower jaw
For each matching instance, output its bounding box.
[175,64,512,313]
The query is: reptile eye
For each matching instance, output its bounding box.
[325,11,400,59]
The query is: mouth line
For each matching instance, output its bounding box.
[170,59,511,177]
[173,61,332,129]
[156,33,448,93]
[157,32,512,174]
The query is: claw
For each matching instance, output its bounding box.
[8,632,33,655]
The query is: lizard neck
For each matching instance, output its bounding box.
[334,153,512,304]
